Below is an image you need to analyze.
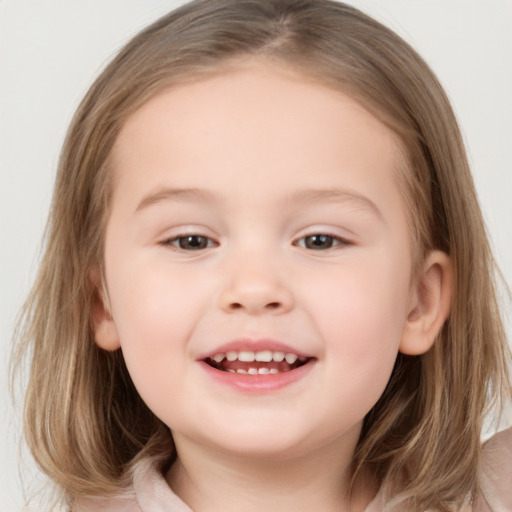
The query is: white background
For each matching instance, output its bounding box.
[1,1,511,510]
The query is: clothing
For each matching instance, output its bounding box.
[74,427,512,512]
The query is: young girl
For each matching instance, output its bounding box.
[12,0,512,511]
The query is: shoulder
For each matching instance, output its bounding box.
[369,428,512,512]
[72,457,192,512]
[476,426,512,511]
[72,494,141,512]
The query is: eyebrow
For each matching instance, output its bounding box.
[135,187,219,213]
[290,188,383,220]
[135,186,383,220]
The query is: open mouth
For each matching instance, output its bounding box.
[204,350,311,375]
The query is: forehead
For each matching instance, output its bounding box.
[110,60,404,206]
[113,61,400,181]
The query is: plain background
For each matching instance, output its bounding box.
[1,0,511,509]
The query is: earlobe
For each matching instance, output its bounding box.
[90,270,121,351]
[399,250,454,356]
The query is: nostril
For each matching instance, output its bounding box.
[228,301,281,311]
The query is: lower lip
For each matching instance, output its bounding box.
[198,360,315,393]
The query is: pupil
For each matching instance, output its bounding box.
[306,234,333,250]
[180,235,207,250]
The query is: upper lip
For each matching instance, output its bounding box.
[198,338,313,360]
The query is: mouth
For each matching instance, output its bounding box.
[203,350,311,375]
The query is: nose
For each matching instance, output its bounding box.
[218,258,294,315]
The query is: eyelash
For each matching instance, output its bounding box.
[160,234,218,251]
[294,233,350,250]
[160,233,350,252]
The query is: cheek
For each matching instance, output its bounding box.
[106,261,203,403]
[309,254,410,394]
[108,252,204,337]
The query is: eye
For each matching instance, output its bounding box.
[295,234,347,250]
[163,234,217,251]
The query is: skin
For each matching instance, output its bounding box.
[94,59,452,512]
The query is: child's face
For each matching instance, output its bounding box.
[98,61,418,461]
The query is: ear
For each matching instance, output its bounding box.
[90,269,121,351]
[399,250,454,355]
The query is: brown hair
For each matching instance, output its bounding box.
[12,1,511,510]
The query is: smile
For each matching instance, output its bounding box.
[198,340,316,392]
[205,350,310,374]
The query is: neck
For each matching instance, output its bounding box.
[166,429,376,512]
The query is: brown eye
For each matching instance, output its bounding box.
[167,235,214,250]
[297,234,345,250]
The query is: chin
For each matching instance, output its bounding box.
[184,420,352,463]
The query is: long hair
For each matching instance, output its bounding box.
[12,1,511,510]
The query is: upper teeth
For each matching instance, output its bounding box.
[212,351,301,364]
